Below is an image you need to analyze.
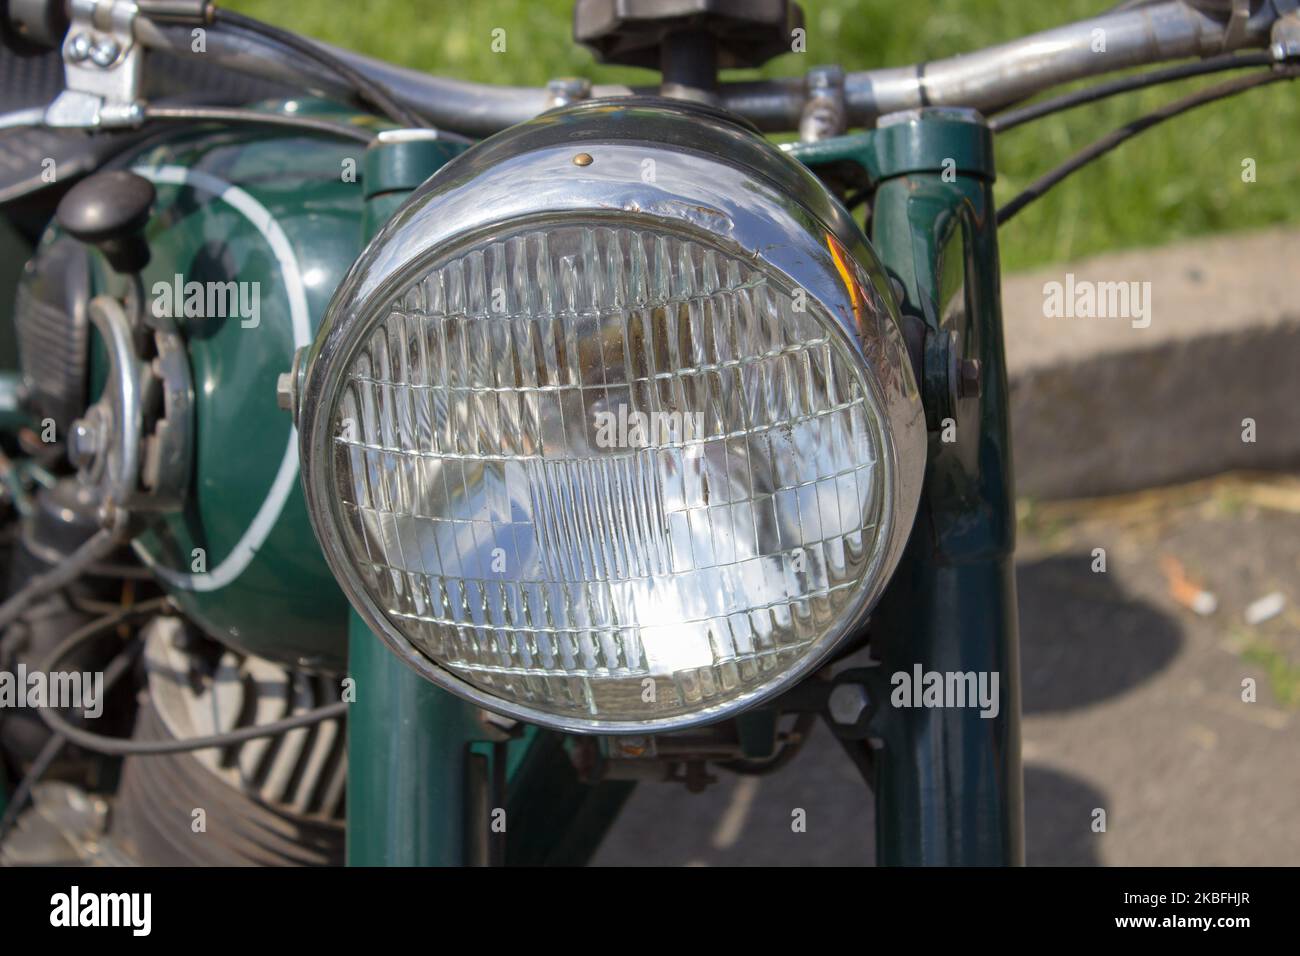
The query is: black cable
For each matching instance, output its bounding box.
[0,605,154,844]
[0,528,123,631]
[39,695,348,756]
[997,67,1298,227]
[64,591,157,617]
[0,734,65,843]
[212,8,423,127]
[990,52,1276,132]
[34,606,347,755]
[143,104,376,143]
[30,598,170,656]
[838,54,1265,211]
[1106,0,1174,11]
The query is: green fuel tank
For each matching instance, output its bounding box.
[96,104,373,672]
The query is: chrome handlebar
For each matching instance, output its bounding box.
[131,0,1291,137]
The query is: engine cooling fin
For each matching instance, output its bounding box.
[111,618,345,866]
[13,237,90,435]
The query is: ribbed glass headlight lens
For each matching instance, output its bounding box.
[300,99,925,733]
[334,217,884,724]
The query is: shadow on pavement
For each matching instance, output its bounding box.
[1024,763,1107,865]
[1018,553,1184,714]
[595,551,1181,865]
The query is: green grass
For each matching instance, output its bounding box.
[226,0,1300,271]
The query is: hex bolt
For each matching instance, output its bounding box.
[66,33,92,62]
[275,372,295,412]
[958,357,983,399]
[828,682,870,726]
[89,38,121,68]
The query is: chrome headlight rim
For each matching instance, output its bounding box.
[299,99,925,734]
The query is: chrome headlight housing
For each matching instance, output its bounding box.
[299,99,925,733]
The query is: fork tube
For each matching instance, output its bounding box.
[346,134,483,866]
[347,611,481,865]
[344,132,634,866]
[864,110,1024,865]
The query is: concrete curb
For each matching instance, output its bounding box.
[1002,227,1300,499]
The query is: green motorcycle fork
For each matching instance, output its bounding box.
[346,133,633,866]
[792,109,1025,865]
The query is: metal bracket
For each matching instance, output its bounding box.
[1272,3,1300,60]
[45,0,145,129]
[474,707,524,743]
[799,65,847,142]
[763,667,880,788]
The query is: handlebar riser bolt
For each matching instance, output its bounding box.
[67,33,92,62]
[90,38,121,68]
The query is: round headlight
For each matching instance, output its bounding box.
[299,99,925,733]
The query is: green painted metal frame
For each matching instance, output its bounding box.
[791,112,1024,865]
[346,610,483,865]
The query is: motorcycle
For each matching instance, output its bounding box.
[0,0,1291,867]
